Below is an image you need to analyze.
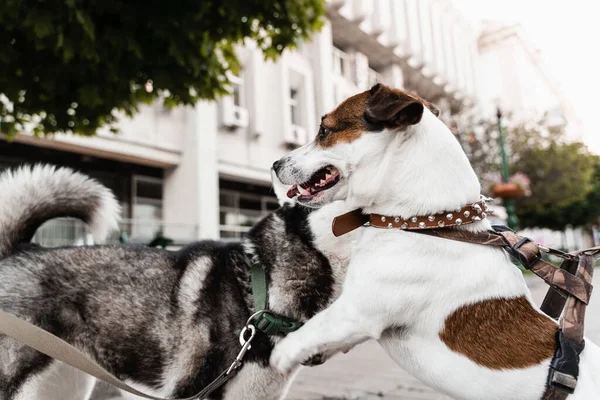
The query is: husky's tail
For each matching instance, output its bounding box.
[0,164,121,258]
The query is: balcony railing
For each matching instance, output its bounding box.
[31,218,270,247]
[332,47,350,79]
[32,218,198,248]
[219,224,253,241]
[367,68,382,88]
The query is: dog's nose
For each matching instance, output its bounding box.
[272,159,283,174]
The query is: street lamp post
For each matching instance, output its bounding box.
[496,108,520,230]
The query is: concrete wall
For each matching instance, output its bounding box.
[163,103,220,239]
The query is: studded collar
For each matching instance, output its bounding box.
[331,197,491,237]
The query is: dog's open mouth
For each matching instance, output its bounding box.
[286,166,341,199]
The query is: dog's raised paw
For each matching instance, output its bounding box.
[301,353,328,366]
[270,338,306,374]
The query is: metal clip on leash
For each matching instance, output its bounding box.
[224,310,269,375]
[226,323,257,374]
[0,310,258,400]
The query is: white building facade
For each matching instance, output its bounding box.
[476,22,584,140]
[474,22,593,248]
[2,0,582,245]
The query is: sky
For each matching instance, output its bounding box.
[457,0,600,153]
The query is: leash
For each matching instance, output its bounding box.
[0,309,256,400]
[0,252,302,399]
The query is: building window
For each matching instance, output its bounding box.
[32,218,93,248]
[131,176,163,241]
[290,88,301,126]
[219,182,279,240]
[230,73,244,107]
[332,46,349,78]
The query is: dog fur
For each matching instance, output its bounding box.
[270,84,600,400]
[0,165,359,400]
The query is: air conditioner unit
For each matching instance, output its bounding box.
[284,125,308,147]
[219,96,249,129]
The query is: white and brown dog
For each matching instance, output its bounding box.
[270,84,600,399]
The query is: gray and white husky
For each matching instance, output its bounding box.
[0,165,357,400]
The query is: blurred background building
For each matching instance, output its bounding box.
[476,22,584,140]
[0,0,586,246]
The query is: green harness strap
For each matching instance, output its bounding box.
[249,258,302,336]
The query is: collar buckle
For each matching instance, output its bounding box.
[245,255,303,337]
[253,311,303,336]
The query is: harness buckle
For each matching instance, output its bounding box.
[549,370,578,394]
[548,330,585,394]
[492,224,514,233]
[506,236,541,270]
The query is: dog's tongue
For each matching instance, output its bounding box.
[287,186,299,198]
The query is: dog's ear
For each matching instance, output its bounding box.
[429,103,440,117]
[366,84,424,127]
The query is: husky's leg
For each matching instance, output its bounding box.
[13,361,96,400]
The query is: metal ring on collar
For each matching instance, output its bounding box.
[238,324,256,348]
[245,310,268,328]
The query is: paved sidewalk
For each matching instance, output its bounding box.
[286,271,600,400]
[287,340,450,400]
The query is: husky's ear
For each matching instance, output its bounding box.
[365,83,424,127]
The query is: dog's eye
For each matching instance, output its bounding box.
[318,126,329,138]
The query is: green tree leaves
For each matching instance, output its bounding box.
[462,116,600,231]
[513,142,598,230]
[0,0,326,137]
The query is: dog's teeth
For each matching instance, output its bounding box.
[325,173,331,181]
[298,185,311,196]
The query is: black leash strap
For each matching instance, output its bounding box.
[195,367,238,399]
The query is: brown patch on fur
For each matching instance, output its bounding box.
[316,84,438,149]
[318,91,373,148]
[439,296,558,370]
